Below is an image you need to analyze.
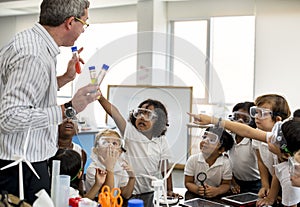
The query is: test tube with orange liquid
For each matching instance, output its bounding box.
[71,46,81,74]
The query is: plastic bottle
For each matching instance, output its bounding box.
[127,199,144,207]
[71,46,81,74]
[96,64,110,86]
[88,66,97,84]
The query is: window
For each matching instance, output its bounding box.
[171,16,255,110]
[172,20,208,102]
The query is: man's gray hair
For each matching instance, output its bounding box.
[39,0,90,26]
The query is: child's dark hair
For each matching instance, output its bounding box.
[293,109,300,119]
[48,149,82,195]
[255,94,291,121]
[232,101,257,128]
[282,109,300,155]
[206,126,234,151]
[129,99,169,137]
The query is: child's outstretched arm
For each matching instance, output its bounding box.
[188,113,267,143]
[98,95,126,135]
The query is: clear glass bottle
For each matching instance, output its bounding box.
[71,46,81,74]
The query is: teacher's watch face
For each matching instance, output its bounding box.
[65,107,76,119]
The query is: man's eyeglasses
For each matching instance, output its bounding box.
[228,111,252,124]
[249,106,273,119]
[74,17,89,30]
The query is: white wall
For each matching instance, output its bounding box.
[254,1,300,112]
[167,0,255,18]
[0,16,17,47]
[89,5,136,23]
[1,0,300,112]
[0,14,38,47]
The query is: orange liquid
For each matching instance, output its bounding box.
[75,61,81,74]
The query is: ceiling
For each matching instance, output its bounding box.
[0,0,138,17]
[0,0,188,17]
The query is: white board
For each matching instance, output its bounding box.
[106,85,192,165]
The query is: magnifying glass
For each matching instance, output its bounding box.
[197,172,207,197]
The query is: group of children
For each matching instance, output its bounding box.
[190,94,300,207]
[49,93,300,207]
[49,96,176,206]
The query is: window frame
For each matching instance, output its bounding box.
[169,16,255,106]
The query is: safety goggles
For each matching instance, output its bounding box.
[131,108,157,121]
[270,121,291,154]
[96,136,126,152]
[201,131,219,144]
[249,106,273,119]
[289,157,300,176]
[228,111,252,124]
[97,136,122,149]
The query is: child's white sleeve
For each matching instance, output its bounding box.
[222,158,233,180]
[184,154,197,176]
[266,132,273,142]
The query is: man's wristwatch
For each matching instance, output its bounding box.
[64,101,76,119]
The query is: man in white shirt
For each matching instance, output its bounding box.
[0,0,100,204]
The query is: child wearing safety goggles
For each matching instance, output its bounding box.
[85,129,135,200]
[98,96,178,206]
[250,94,290,205]
[184,125,234,198]
[267,109,300,206]
[227,102,261,194]
[188,94,291,206]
